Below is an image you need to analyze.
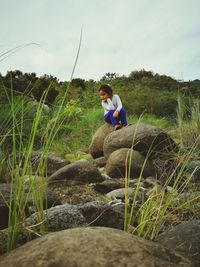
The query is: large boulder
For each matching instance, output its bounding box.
[103,124,177,159]
[156,220,200,262]
[89,123,114,158]
[25,201,124,231]
[105,148,155,178]
[48,159,104,183]
[0,227,193,267]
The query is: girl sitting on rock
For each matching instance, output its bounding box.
[99,84,128,130]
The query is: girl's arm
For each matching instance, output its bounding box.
[115,95,123,112]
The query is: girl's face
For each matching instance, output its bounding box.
[99,90,111,100]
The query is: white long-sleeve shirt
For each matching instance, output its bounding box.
[101,94,123,115]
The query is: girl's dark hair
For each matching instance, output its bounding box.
[99,84,113,95]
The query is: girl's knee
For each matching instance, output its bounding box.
[108,109,115,115]
[120,108,126,114]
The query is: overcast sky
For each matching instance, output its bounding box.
[0,0,200,81]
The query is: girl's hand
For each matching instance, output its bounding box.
[113,110,119,118]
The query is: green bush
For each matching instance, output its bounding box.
[118,85,178,117]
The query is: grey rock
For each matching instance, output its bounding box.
[26,204,87,231]
[146,185,163,196]
[105,148,155,178]
[78,201,124,229]
[0,183,61,229]
[30,151,70,176]
[156,220,200,262]
[101,173,111,180]
[166,186,177,193]
[143,177,163,196]
[103,123,177,159]
[26,201,124,231]
[94,156,107,167]
[0,230,37,255]
[144,176,161,187]
[27,187,61,210]
[186,160,200,183]
[94,179,126,193]
[0,184,13,229]
[106,188,146,204]
[178,191,200,207]
[94,178,145,194]
[89,123,114,158]
[48,159,104,183]
[0,227,193,267]
[0,164,9,183]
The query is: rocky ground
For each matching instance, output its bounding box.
[0,123,199,266]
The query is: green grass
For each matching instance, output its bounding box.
[0,32,83,252]
[176,95,200,151]
[124,143,200,239]
[50,108,103,154]
[128,114,173,130]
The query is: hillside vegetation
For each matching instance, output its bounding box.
[0,69,200,155]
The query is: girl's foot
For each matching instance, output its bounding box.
[122,124,128,128]
[122,124,132,128]
[114,124,122,130]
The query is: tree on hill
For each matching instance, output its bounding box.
[101,72,118,82]
[32,74,59,104]
[0,71,59,104]
[71,78,85,90]
[129,69,154,79]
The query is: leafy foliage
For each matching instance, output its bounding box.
[0,70,60,105]
[71,78,85,89]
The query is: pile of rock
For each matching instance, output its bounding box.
[90,123,177,180]
[0,123,199,266]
